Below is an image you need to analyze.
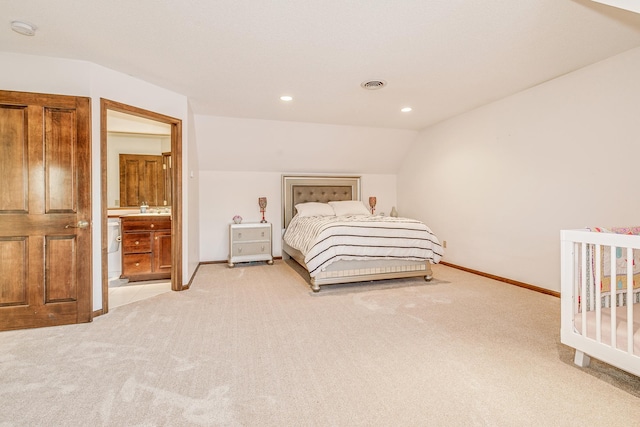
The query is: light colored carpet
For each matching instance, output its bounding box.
[1,261,639,426]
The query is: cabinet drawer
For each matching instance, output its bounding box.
[121,217,171,232]
[232,241,271,257]
[231,227,270,242]
[122,232,152,253]
[123,253,152,274]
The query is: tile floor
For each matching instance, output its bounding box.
[108,280,172,309]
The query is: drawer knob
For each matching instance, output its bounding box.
[135,241,139,245]
[238,232,242,238]
[261,245,265,251]
[261,232,265,237]
[238,248,242,253]
[135,262,140,266]
[150,224,155,228]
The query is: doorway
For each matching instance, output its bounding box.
[100,99,183,315]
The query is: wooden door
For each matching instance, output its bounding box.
[162,152,172,206]
[0,91,92,331]
[154,231,172,273]
[119,154,164,207]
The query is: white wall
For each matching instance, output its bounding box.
[195,115,412,261]
[398,47,640,292]
[186,103,201,279]
[1,52,197,311]
[1,52,92,95]
[195,116,417,173]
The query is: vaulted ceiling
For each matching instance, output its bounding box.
[3,0,640,130]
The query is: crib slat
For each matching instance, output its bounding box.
[573,242,580,315]
[610,245,617,350]
[595,244,602,343]
[627,247,634,355]
[589,244,594,312]
[581,243,588,336]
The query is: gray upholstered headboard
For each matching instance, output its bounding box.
[282,175,361,228]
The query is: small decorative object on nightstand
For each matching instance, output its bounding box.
[390,206,398,217]
[233,215,242,224]
[228,222,273,267]
[369,196,377,215]
[258,196,267,223]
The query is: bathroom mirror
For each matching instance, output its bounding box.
[107,110,172,208]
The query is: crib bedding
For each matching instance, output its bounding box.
[283,214,443,278]
[587,226,640,293]
[574,304,640,354]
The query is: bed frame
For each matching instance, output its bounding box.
[282,175,433,292]
[560,228,640,377]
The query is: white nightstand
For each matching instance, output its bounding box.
[228,222,274,267]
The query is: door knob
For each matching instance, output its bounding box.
[65,220,90,229]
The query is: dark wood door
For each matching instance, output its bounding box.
[154,231,172,273]
[0,90,92,331]
[119,154,164,207]
[162,152,172,206]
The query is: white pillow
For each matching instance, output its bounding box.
[328,200,371,216]
[295,202,335,217]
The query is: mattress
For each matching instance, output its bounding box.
[573,305,640,355]
[283,214,442,278]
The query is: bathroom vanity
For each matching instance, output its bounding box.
[120,214,171,281]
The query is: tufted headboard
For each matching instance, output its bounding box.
[282,175,361,228]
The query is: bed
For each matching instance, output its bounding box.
[281,175,443,292]
[560,227,640,377]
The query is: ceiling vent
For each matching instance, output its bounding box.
[360,80,387,90]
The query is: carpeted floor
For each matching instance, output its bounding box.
[1,262,639,426]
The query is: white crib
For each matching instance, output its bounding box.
[561,228,640,377]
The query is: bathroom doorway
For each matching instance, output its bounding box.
[100,99,183,314]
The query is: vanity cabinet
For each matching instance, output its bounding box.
[120,215,171,281]
[119,154,166,207]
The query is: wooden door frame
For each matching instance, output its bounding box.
[100,99,183,314]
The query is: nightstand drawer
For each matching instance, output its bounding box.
[232,241,271,257]
[231,227,270,242]
[122,232,152,253]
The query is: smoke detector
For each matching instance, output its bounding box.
[11,21,36,36]
[360,80,387,90]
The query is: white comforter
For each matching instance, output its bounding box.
[283,214,443,277]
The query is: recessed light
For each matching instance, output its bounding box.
[11,21,36,36]
[361,80,387,90]
[280,95,293,101]
[401,107,412,113]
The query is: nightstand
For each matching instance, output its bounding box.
[228,222,274,267]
